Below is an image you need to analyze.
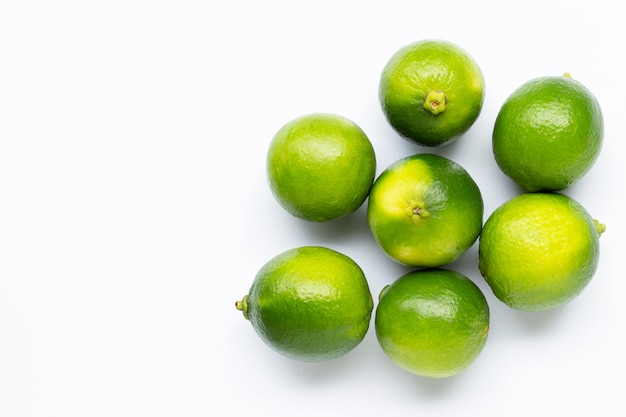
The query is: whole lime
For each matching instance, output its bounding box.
[379,39,485,146]
[367,153,483,268]
[267,113,376,222]
[492,74,604,192]
[479,192,605,311]
[236,246,374,362]
[375,269,490,378]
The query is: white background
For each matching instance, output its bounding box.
[1,1,624,416]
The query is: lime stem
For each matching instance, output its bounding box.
[378,285,391,301]
[235,295,250,320]
[423,90,446,115]
[593,219,606,236]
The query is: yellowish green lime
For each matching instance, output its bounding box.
[379,39,485,146]
[236,246,374,362]
[492,74,604,192]
[479,192,605,311]
[267,113,376,222]
[375,268,490,378]
[367,153,483,267]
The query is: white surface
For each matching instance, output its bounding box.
[0,1,624,416]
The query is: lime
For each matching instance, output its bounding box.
[479,193,605,311]
[367,153,483,268]
[235,246,374,362]
[379,39,485,146]
[375,269,490,378]
[266,113,376,222]
[492,74,604,191]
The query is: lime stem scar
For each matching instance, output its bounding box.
[405,199,431,224]
[423,90,446,115]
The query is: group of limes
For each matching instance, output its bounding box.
[235,39,606,378]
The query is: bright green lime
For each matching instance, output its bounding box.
[379,39,485,146]
[367,153,483,267]
[375,269,490,378]
[479,193,605,311]
[267,113,376,222]
[492,74,604,191]
[236,246,374,362]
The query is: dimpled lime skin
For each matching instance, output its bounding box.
[478,193,603,312]
[379,39,485,147]
[367,153,483,268]
[492,75,604,192]
[240,246,374,362]
[375,269,490,378]
[267,113,376,222]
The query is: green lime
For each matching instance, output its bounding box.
[379,39,485,146]
[367,153,483,268]
[479,193,605,311]
[266,113,376,222]
[375,269,490,378]
[492,74,604,191]
[235,246,374,362]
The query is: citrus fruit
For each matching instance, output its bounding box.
[375,268,490,378]
[235,246,374,362]
[378,39,485,146]
[266,113,376,222]
[367,153,483,268]
[492,73,604,192]
[478,192,605,312]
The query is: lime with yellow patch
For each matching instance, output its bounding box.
[479,193,605,311]
[379,39,485,146]
[267,113,376,222]
[367,153,483,268]
[375,268,490,378]
[492,73,604,191]
[236,246,374,362]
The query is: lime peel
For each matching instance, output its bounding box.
[479,193,602,312]
[379,39,485,146]
[237,246,374,362]
[492,74,603,191]
[266,113,377,222]
[375,269,490,378]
